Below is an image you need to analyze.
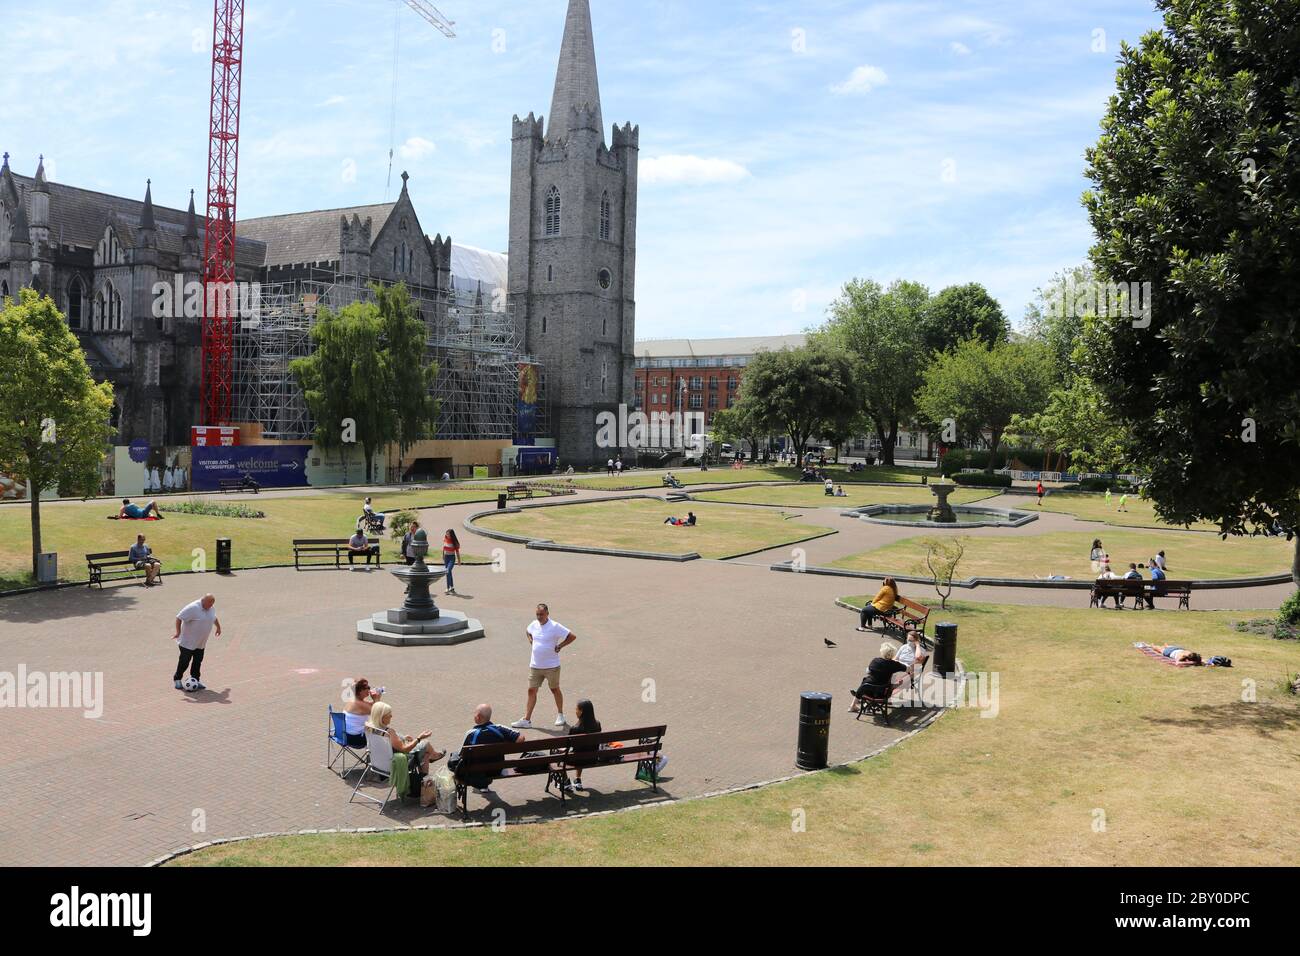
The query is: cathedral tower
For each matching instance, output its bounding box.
[508,0,638,466]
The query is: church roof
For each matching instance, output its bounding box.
[238,203,397,267]
[634,334,810,359]
[547,0,603,142]
[6,172,265,267]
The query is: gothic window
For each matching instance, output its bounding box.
[601,360,609,396]
[547,264,553,282]
[1,280,8,300]
[95,290,105,330]
[544,185,561,237]
[96,225,124,266]
[601,318,607,336]
[67,279,84,330]
[600,191,611,241]
[393,247,399,272]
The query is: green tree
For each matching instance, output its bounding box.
[821,278,930,465]
[1021,265,1093,386]
[917,338,1054,473]
[0,290,114,578]
[709,398,766,459]
[740,344,861,462]
[921,282,1009,356]
[1081,0,1300,584]
[292,284,438,484]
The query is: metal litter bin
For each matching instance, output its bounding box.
[795,692,832,770]
[216,537,232,575]
[932,622,958,675]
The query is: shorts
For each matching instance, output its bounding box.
[528,666,561,690]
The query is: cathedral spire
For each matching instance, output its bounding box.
[546,0,603,144]
[140,179,156,231]
[184,188,198,239]
[34,155,48,192]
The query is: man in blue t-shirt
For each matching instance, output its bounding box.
[459,704,523,793]
[1146,559,1167,608]
[118,498,163,520]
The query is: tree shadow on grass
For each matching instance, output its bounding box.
[1141,701,1300,738]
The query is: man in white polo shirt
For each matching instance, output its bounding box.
[512,603,577,729]
[171,593,221,691]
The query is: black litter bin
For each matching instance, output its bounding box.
[795,692,832,770]
[497,493,508,510]
[216,537,232,575]
[932,622,958,675]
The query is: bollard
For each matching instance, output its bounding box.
[932,622,957,675]
[216,537,232,575]
[795,692,832,770]
[497,493,508,511]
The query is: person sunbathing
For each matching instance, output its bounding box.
[1157,645,1202,664]
[663,512,697,527]
[115,498,163,520]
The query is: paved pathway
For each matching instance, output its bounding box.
[0,485,1286,865]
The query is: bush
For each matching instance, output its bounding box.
[939,445,1044,476]
[1280,590,1300,627]
[166,498,265,519]
[952,472,1012,488]
[388,511,419,542]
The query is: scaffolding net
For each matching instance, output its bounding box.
[233,270,542,442]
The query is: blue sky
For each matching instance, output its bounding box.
[1,0,1164,337]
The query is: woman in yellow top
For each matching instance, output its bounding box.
[856,577,900,631]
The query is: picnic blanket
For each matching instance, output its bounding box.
[1133,642,1199,667]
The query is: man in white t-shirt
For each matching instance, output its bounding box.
[511,603,577,729]
[171,594,221,691]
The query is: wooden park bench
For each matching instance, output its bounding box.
[878,597,931,639]
[451,725,667,815]
[1090,578,1192,610]
[292,537,381,570]
[217,477,258,493]
[506,482,535,500]
[86,550,160,589]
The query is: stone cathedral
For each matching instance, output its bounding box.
[509,0,639,467]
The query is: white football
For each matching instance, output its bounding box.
[182,677,200,692]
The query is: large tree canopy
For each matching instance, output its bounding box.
[1081,0,1300,582]
[921,282,1009,356]
[820,278,930,465]
[740,344,861,462]
[0,290,114,578]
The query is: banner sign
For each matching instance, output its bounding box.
[517,364,539,440]
[191,445,311,491]
[192,426,241,448]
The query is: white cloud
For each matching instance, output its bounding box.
[398,136,437,161]
[321,95,347,107]
[830,64,889,95]
[640,155,751,186]
[950,41,972,55]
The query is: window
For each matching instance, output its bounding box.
[602,318,607,336]
[111,286,123,330]
[689,395,703,410]
[601,359,609,396]
[544,185,561,237]
[708,393,718,409]
[547,264,553,282]
[1,280,8,300]
[541,316,547,334]
[69,278,86,330]
[728,376,737,391]
[600,191,611,241]
[95,291,105,330]
[598,268,612,290]
[708,377,718,390]
[690,376,702,390]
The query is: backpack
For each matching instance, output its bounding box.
[1207,655,1232,667]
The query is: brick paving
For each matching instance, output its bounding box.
[0,488,1286,866]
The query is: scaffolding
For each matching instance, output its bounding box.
[233,269,542,442]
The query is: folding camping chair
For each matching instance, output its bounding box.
[327,706,368,776]
[349,728,398,812]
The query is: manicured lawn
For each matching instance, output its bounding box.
[475,499,834,559]
[515,464,932,491]
[174,601,1300,866]
[1038,491,1221,530]
[0,488,497,589]
[693,484,997,509]
[830,529,1293,580]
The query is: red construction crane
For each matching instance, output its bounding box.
[200,0,245,427]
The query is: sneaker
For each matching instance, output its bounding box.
[554,714,569,727]
[193,681,206,691]
[560,779,574,792]
[855,626,869,632]
[510,718,533,729]
[572,781,586,792]
[173,679,182,689]
[472,786,493,795]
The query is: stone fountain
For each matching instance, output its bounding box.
[356,528,486,646]
[927,481,958,524]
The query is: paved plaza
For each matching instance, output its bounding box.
[0,485,1289,866]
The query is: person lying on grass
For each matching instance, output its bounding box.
[662,512,696,527]
[113,498,163,520]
